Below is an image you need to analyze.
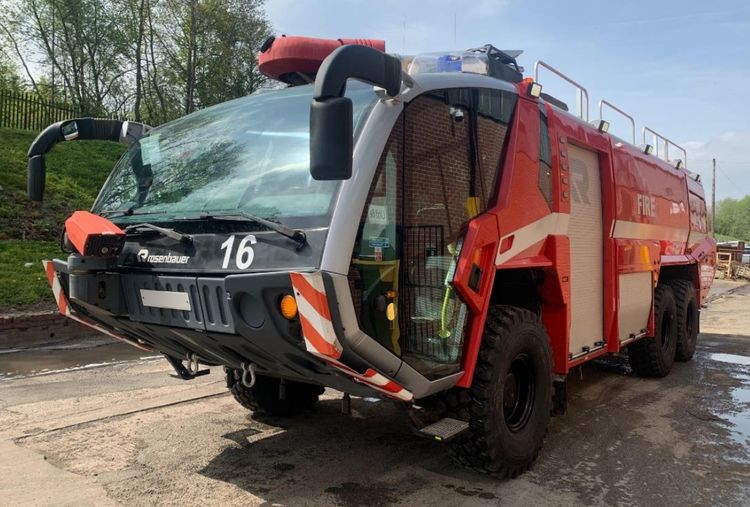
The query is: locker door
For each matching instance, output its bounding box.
[567,145,604,357]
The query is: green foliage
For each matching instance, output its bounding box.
[714,197,750,242]
[1,0,271,124]
[0,53,23,92]
[0,239,62,309]
[0,126,124,308]
[0,127,125,241]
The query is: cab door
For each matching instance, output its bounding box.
[349,87,517,379]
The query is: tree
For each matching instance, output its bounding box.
[0,50,24,92]
[0,0,271,123]
[715,196,750,241]
[158,0,271,115]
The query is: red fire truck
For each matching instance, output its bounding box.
[27,36,715,477]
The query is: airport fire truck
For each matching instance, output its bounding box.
[27,36,716,477]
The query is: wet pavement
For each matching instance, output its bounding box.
[0,338,160,381]
[0,285,749,506]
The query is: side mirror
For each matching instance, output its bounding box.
[28,155,45,202]
[310,97,353,180]
[309,44,402,181]
[26,118,152,201]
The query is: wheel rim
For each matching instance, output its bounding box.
[503,353,536,433]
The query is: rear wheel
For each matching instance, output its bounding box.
[226,369,324,416]
[628,284,677,377]
[439,306,552,477]
[667,280,699,362]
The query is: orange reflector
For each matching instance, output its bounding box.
[279,294,298,320]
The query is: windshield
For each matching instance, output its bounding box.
[92,82,378,228]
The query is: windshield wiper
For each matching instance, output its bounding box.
[100,207,167,219]
[195,211,307,250]
[124,222,192,244]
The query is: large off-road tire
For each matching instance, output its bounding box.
[439,306,553,478]
[226,370,324,417]
[628,284,677,377]
[666,280,699,362]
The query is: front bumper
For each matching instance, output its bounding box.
[44,259,413,401]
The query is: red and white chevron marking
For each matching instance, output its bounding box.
[42,260,152,351]
[289,271,343,359]
[289,271,413,402]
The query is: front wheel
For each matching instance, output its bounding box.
[439,306,553,477]
[226,369,324,417]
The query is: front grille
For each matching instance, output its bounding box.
[121,274,234,333]
[198,277,234,333]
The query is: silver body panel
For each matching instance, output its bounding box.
[321,72,519,397]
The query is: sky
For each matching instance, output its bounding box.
[264,0,750,200]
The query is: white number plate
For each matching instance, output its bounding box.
[140,289,191,311]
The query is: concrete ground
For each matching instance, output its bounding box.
[0,283,749,506]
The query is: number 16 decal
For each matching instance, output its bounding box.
[220,235,257,269]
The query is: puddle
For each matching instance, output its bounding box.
[727,386,750,449]
[709,353,750,366]
[0,341,160,380]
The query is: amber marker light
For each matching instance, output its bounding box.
[279,294,298,320]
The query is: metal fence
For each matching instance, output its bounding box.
[0,89,78,131]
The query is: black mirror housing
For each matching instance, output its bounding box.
[28,155,46,202]
[310,97,353,180]
[309,44,402,181]
[26,118,152,202]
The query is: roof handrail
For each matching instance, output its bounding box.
[534,60,589,121]
[533,59,689,169]
[642,126,688,168]
[598,100,635,144]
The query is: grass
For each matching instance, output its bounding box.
[0,240,64,309]
[0,127,125,310]
[0,127,126,241]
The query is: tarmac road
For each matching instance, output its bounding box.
[0,284,749,506]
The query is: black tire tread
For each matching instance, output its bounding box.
[665,279,698,362]
[629,284,677,377]
[227,371,324,417]
[439,306,552,478]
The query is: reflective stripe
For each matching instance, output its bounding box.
[290,270,413,402]
[290,272,342,359]
[41,260,151,351]
[495,213,570,265]
[612,220,689,242]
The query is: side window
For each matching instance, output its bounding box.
[538,109,553,208]
[349,117,403,355]
[476,89,516,208]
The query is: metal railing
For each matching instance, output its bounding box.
[599,99,635,144]
[534,60,589,121]
[643,127,687,167]
[533,59,688,169]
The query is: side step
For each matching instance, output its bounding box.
[418,417,470,442]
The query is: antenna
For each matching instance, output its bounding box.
[454,13,457,45]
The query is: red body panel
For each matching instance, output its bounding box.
[258,36,385,81]
[64,210,124,257]
[457,80,715,384]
